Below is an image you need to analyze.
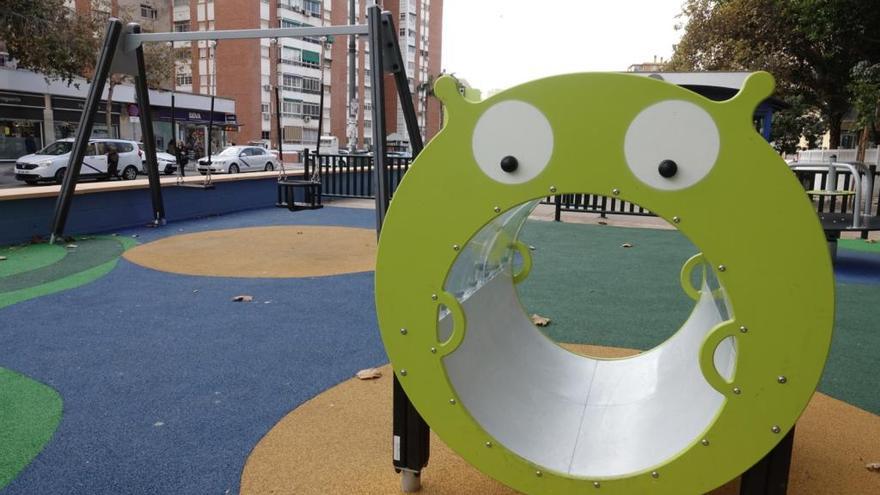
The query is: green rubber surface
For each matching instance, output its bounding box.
[0,244,67,278]
[516,220,880,415]
[0,236,137,310]
[0,368,63,490]
[838,238,880,254]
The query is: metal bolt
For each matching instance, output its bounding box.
[612,188,620,196]
[740,325,748,333]
[701,438,710,446]
[400,369,407,376]
[718,265,727,272]
[535,471,543,477]
[593,481,601,488]
[493,206,501,213]
[549,186,558,193]
[771,425,781,434]
[777,376,787,384]
[485,441,492,448]
[400,328,408,335]
[651,471,660,479]
[733,387,742,395]
[453,244,460,251]
[430,347,437,354]
[431,294,438,301]
[449,398,456,405]
[672,216,681,224]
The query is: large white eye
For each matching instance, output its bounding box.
[472,100,554,184]
[624,100,720,190]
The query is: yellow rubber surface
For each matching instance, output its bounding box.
[241,344,880,494]
[123,226,376,278]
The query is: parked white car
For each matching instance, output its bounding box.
[137,143,178,175]
[196,146,281,174]
[14,138,143,185]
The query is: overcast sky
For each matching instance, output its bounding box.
[440,0,685,92]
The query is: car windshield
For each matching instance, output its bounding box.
[217,147,242,156]
[37,141,73,155]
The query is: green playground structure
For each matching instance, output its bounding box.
[375,72,835,494]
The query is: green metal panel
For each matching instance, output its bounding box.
[375,72,834,494]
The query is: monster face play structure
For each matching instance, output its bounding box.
[375,72,834,493]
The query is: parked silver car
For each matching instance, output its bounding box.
[197,146,281,174]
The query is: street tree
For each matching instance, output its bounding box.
[848,62,880,161]
[668,0,880,150]
[0,0,97,86]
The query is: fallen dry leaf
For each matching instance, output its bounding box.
[621,243,633,248]
[65,244,78,249]
[531,314,551,327]
[232,295,254,302]
[598,221,608,225]
[356,368,382,380]
[867,462,880,472]
[866,239,877,244]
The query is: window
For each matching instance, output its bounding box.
[174,0,188,5]
[304,0,321,16]
[176,73,192,85]
[174,21,190,32]
[262,131,271,140]
[279,48,320,68]
[140,4,158,19]
[280,19,322,44]
[282,98,302,117]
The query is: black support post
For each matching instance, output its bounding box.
[369,7,430,491]
[49,19,124,242]
[740,428,795,495]
[132,24,165,225]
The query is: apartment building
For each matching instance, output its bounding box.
[329,0,443,152]
[55,1,443,155]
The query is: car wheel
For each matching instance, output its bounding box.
[229,163,240,174]
[164,166,174,175]
[122,166,139,180]
[54,168,67,184]
[264,162,274,171]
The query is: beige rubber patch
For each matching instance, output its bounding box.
[239,343,880,494]
[123,226,376,278]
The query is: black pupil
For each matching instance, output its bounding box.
[658,160,678,178]
[500,156,518,173]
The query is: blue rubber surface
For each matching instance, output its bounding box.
[834,248,880,285]
[0,206,387,495]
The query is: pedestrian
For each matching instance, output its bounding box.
[24,133,37,154]
[106,144,119,179]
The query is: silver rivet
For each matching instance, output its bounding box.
[485,441,492,448]
[493,206,501,213]
[612,188,620,196]
[431,294,438,301]
[549,186,557,193]
[733,387,741,395]
[430,347,437,354]
[651,471,659,479]
[672,216,681,224]
[400,369,407,376]
[771,425,781,434]
[449,398,456,405]
[718,264,726,272]
[593,481,601,488]
[740,325,748,333]
[400,328,408,335]
[535,471,543,477]
[701,438,710,446]
[777,376,787,384]
[452,244,460,251]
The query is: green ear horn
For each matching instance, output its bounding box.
[433,75,465,108]
[730,71,776,112]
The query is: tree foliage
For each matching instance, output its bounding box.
[0,0,98,85]
[669,0,880,150]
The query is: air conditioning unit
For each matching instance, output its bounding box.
[303,115,311,123]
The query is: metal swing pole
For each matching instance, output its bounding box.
[132,23,166,225]
[367,6,429,492]
[49,19,124,243]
